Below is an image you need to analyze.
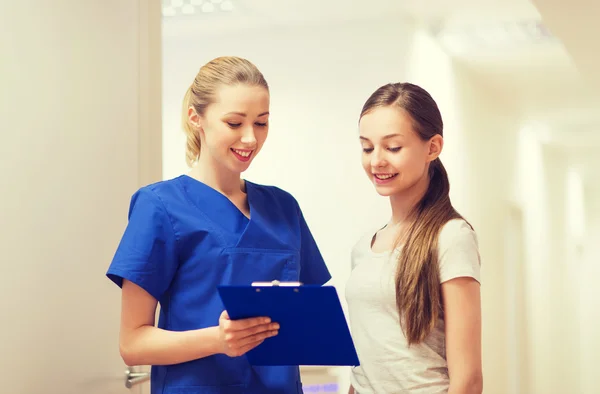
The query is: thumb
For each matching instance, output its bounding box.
[220,310,230,321]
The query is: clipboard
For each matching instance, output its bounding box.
[217,281,360,366]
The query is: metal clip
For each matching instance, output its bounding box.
[125,368,150,388]
[251,280,302,287]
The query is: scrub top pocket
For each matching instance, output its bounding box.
[221,247,300,284]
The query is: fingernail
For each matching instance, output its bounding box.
[264,318,271,324]
[272,330,278,336]
[271,323,280,330]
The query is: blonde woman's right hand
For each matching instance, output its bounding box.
[217,310,279,357]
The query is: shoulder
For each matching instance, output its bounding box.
[438,218,478,252]
[127,177,185,217]
[142,176,185,201]
[437,218,481,283]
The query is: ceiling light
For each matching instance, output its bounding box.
[161,0,235,16]
[220,0,233,11]
[162,6,176,17]
[181,4,195,14]
[434,19,556,56]
[201,2,215,12]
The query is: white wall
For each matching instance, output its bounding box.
[511,126,590,394]
[543,146,577,394]
[1,0,162,393]
[580,184,600,394]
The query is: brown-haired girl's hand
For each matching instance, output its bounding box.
[217,310,279,357]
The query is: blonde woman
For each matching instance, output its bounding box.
[107,56,330,394]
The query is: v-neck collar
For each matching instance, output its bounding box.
[177,175,295,250]
[178,175,252,236]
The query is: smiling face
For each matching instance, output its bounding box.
[358,106,442,197]
[189,83,270,174]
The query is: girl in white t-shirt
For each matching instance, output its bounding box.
[346,83,483,394]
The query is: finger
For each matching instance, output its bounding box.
[223,323,275,344]
[220,310,230,321]
[227,316,272,331]
[237,322,279,340]
[237,329,278,348]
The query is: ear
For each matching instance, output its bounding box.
[188,106,202,130]
[427,134,443,162]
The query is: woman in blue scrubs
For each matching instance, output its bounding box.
[107,56,331,394]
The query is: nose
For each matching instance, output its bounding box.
[371,148,387,169]
[240,125,257,146]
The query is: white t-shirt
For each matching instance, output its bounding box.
[345,219,481,394]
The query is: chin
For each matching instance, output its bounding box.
[373,178,411,197]
[371,184,396,197]
[234,160,253,172]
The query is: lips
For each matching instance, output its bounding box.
[231,148,253,162]
[373,173,398,185]
[374,173,396,180]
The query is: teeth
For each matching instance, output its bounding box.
[233,149,251,157]
[375,174,395,179]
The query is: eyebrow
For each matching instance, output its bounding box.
[224,111,270,117]
[359,133,403,141]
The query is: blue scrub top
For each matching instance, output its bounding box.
[107,175,331,394]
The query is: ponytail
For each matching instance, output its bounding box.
[394,157,464,345]
[182,86,201,167]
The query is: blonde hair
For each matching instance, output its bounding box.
[181,56,269,166]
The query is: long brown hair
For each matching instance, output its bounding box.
[360,82,467,345]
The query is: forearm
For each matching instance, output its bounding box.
[120,325,222,366]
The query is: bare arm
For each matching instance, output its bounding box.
[443,277,483,394]
[119,279,279,366]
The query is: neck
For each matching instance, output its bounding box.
[389,173,430,226]
[189,155,243,197]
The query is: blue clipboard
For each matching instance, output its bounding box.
[217,282,360,366]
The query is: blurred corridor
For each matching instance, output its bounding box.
[2,0,599,393]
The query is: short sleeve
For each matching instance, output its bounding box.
[438,219,481,284]
[297,205,332,285]
[106,187,179,300]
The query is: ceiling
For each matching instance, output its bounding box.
[162,0,600,184]
[162,0,409,34]
[532,0,600,89]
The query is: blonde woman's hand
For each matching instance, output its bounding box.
[217,310,279,357]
